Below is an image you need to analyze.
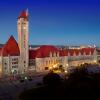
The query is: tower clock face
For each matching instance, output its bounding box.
[23,27,26,29]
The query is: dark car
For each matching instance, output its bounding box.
[28,76,32,81]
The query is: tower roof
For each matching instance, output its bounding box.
[18,10,28,19]
[1,35,20,56]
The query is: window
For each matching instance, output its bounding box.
[46,61,48,65]
[24,69,26,72]
[5,67,7,70]
[12,58,18,61]
[45,67,48,70]
[12,66,18,68]
[12,62,18,64]
[29,60,35,66]
[13,70,17,74]
[49,60,51,64]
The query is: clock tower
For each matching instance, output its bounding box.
[17,10,29,74]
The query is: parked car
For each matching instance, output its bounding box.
[28,76,32,81]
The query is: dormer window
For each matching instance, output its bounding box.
[57,52,59,57]
[50,52,52,57]
[83,52,86,55]
[89,51,91,55]
[73,52,76,56]
[79,52,81,56]
[54,52,56,57]
[68,52,70,56]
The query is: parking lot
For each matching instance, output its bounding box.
[0,72,48,100]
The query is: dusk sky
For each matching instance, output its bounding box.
[0,0,100,46]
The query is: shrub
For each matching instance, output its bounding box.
[68,67,88,80]
[43,72,61,86]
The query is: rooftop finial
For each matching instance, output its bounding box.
[26,8,29,16]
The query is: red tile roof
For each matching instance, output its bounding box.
[29,50,36,59]
[68,49,74,56]
[68,48,95,56]
[29,45,95,59]
[59,50,68,56]
[81,48,95,55]
[1,35,20,56]
[18,10,28,19]
[0,48,2,55]
[36,45,59,58]
[29,45,59,59]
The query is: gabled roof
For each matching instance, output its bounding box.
[18,10,28,19]
[36,45,59,58]
[69,48,95,56]
[68,49,74,56]
[59,50,68,56]
[1,35,20,56]
[81,48,95,55]
[29,45,59,59]
[29,45,95,59]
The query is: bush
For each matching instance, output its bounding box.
[36,82,42,86]
[28,76,32,81]
[68,67,89,81]
[28,78,32,81]
[20,79,24,83]
[43,72,61,86]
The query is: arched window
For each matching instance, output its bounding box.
[57,52,59,57]
[54,52,56,57]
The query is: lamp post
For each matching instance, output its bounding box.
[11,69,17,80]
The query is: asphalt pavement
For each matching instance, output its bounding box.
[0,72,47,100]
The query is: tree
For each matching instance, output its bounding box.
[43,72,62,86]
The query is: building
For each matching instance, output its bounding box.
[17,10,29,74]
[0,10,97,77]
[0,36,20,77]
[96,47,100,63]
[29,45,97,72]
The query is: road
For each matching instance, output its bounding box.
[0,72,47,100]
[0,71,66,100]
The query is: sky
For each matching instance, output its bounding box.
[0,0,100,46]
